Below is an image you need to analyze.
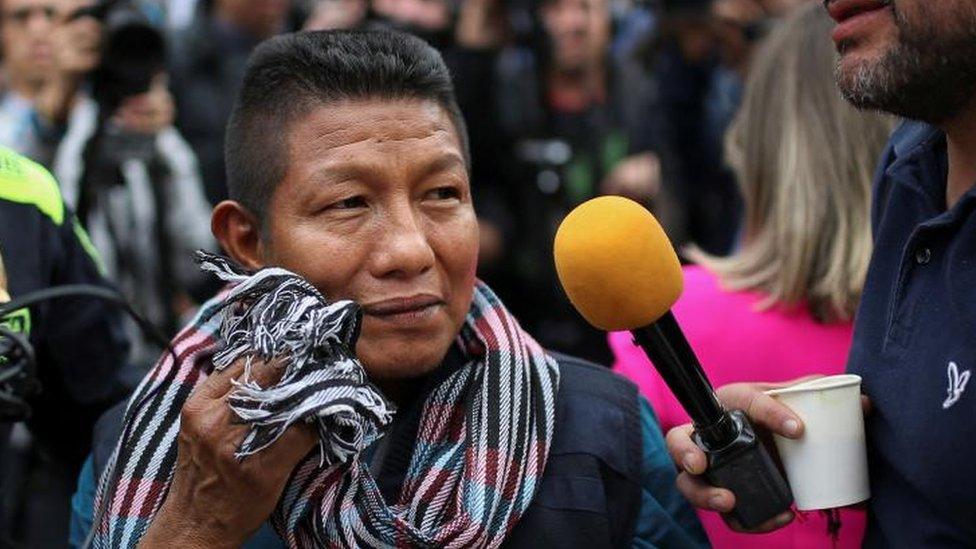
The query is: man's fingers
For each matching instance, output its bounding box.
[675,472,735,512]
[747,391,803,438]
[193,359,248,401]
[274,422,319,463]
[240,358,287,392]
[666,424,707,475]
[861,394,873,415]
[675,470,795,533]
[718,383,804,439]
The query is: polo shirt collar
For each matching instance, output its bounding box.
[891,120,943,159]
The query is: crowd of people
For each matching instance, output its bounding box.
[0,0,806,369]
[0,0,974,546]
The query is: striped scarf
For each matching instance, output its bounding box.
[92,254,560,548]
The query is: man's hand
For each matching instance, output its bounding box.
[477,220,504,266]
[600,152,662,203]
[111,75,175,136]
[665,380,808,533]
[138,359,317,549]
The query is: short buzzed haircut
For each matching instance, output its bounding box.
[224,30,470,224]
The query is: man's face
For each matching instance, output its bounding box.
[541,0,609,73]
[711,0,764,70]
[0,0,58,85]
[54,0,100,75]
[827,0,976,123]
[262,99,479,381]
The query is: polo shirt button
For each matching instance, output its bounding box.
[916,246,932,265]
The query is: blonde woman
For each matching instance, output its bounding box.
[610,4,892,548]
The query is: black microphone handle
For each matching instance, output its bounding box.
[631,312,794,528]
[631,311,738,448]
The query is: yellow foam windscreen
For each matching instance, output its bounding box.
[553,196,683,331]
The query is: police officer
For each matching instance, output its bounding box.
[0,146,129,545]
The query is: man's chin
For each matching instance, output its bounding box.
[837,37,888,72]
[834,45,895,107]
[359,344,450,382]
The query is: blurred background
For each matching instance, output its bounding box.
[0,0,822,545]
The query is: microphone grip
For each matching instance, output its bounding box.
[631,313,793,528]
[694,410,794,529]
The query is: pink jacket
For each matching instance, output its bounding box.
[609,265,866,548]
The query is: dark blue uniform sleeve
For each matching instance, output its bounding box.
[25,208,132,464]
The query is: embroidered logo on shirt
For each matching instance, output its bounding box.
[942,361,971,409]
[0,246,30,336]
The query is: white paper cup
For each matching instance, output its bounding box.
[765,374,869,510]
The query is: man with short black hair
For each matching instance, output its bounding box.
[668,0,976,545]
[83,30,707,548]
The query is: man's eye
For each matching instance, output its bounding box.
[426,187,461,201]
[328,196,367,210]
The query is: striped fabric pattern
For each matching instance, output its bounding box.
[92,260,560,548]
[198,253,395,463]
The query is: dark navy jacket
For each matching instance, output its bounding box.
[848,121,976,547]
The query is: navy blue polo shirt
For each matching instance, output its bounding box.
[848,121,976,547]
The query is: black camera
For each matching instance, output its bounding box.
[68,0,167,165]
[69,0,167,116]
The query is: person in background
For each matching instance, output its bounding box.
[669,0,976,543]
[168,0,292,205]
[0,0,98,166]
[610,5,892,547]
[643,0,711,249]
[0,146,130,547]
[703,0,766,161]
[651,0,803,257]
[489,0,661,364]
[32,0,215,367]
[302,0,366,31]
[370,0,453,44]
[0,0,58,107]
[754,0,810,15]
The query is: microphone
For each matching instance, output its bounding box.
[554,196,793,529]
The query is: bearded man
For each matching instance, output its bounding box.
[668,0,976,546]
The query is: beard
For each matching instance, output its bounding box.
[834,1,976,124]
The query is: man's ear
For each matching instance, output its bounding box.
[211,200,267,271]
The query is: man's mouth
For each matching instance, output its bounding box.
[361,294,444,319]
[29,44,53,61]
[826,0,891,23]
[825,0,893,45]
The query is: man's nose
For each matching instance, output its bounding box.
[27,8,55,32]
[370,206,436,279]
